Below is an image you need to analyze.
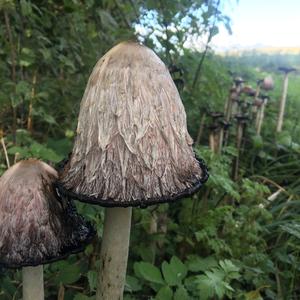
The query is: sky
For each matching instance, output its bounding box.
[212,0,300,50]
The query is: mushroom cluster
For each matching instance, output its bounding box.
[0,41,208,300]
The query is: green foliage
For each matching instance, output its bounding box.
[1,1,300,299]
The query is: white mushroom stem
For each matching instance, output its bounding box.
[195,112,206,146]
[276,72,290,133]
[233,122,244,181]
[22,266,44,300]
[256,100,267,135]
[209,132,216,153]
[96,207,132,300]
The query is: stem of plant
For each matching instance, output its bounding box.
[27,71,37,133]
[4,10,17,144]
[276,72,289,133]
[233,121,244,181]
[149,211,158,264]
[1,137,10,168]
[96,207,132,300]
[195,112,206,146]
[256,100,267,135]
[22,266,44,300]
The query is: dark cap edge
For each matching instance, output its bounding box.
[54,157,209,208]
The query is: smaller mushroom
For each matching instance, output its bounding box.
[261,76,274,91]
[255,95,269,135]
[0,159,95,300]
[208,111,224,120]
[233,114,249,180]
[277,67,297,132]
[208,124,220,153]
[242,85,256,96]
[234,76,245,86]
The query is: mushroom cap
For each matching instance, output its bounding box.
[235,114,250,122]
[208,112,224,119]
[278,67,296,73]
[261,76,274,91]
[234,77,245,85]
[0,159,95,268]
[241,85,256,96]
[57,41,208,207]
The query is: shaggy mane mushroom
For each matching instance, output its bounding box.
[56,41,208,300]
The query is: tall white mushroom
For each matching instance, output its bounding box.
[56,41,208,300]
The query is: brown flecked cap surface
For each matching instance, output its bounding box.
[0,159,95,268]
[57,41,208,207]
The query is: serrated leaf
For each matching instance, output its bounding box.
[186,255,218,272]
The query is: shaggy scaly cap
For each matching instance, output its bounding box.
[58,41,208,207]
[0,159,95,268]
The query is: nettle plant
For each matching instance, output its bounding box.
[125,255,241,300]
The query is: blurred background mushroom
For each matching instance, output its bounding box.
[277,67,297,132]
[56,41,208,300]
[0,159,95,300]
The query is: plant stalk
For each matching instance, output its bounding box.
[27,71,37,132]
[276,72,289,133]
[195,112,206,146]
[1,137,10,168]
[22,266,44,300]
[233,121,244,181]
[256,99,267,135]
[96,207,132,300]
[4,10,17,143]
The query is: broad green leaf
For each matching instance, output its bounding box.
[56,264,81,284]
[134,262,165,285]
[174,286,189,300]
[74,294,95,300]
[155,286,173,300]
[125,275,142,292]
[87,270,97,291]
[162,256,187,286]
[162,261,178,286]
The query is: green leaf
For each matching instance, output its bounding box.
[162,261,177,286]
[162,256,187,286]
[56,264,81,284]
[20,0,32,16]
[252,135,263,148]
[134,262,165,285]
[174,286,189,300]
[280,223,300,239]
[186,255,218,272]
[29,142,63,162]
[87,270,97,291]
[125,275,142,292]
[245,290,263,300]
[155,286,173,300]
[74,294,95,300]
[219,259,240,280]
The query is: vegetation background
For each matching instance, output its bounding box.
[0,0,300,299]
